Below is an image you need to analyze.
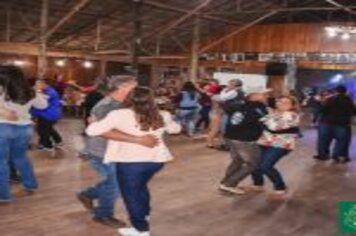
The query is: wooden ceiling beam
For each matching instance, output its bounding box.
[207,6,356,15]
[0,42,96,59]
[43,0,92,39]
[143,0,241,26]
[169,33,188,52]
[145,0,212,40]
[53,5,129,46]
[324,0,356,16]
[94,49,130,55]
[199,11,278,53]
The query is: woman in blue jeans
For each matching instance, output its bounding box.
[176,81,200,137]
[86,87,181,236]
[251,96,301,197]
[0,66,48,202]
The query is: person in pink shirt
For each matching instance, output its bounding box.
[86,87,181,236]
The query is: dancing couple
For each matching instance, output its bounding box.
[220,87,301,197]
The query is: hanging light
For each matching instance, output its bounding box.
[83,60,93,69]
[55,59,66,67]
[341,33,351,40]
[13,60,25,66]
[325,27,337,38]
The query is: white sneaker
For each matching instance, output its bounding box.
[219,184,246,195]
[273,190,288,195]
[55,142,65,150]
[118,227,150,236]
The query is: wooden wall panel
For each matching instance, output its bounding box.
[0,54,101,85]
[206,23,356,53]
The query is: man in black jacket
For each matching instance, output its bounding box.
[314,85,355,163]
[219,88,270,194]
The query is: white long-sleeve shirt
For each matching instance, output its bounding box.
[86,109,181,163]
[0,93,48,125]
[212,88,238,102]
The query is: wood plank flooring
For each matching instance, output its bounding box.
[0,118,355,236]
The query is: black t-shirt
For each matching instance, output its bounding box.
[320,94,355,126]
[224,101,268,142]
[82,91,104,116]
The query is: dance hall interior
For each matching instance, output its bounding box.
[0,0,356,236]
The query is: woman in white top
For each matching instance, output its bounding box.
[0,66,48,202]
[86,87,181,236]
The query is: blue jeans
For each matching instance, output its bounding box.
[317,123,352,159]
[177,109,198,136]
[80,155,119,218]
[116,162,164,232]
[252,146,290,190]
[0,124,38,200]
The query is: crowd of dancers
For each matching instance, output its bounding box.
[0,65,355,236]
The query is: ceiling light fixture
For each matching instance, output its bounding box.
[83,61,93,69]
[55,59,66,67]
[341,33,351,40]
[325,26,356,39]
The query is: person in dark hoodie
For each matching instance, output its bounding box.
[31,79,63,153]
[219,87,271,194]
[219,87,300,195]
[314,85,355,163]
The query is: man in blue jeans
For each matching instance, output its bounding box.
[77,75,158,228]
[314,85,355,163]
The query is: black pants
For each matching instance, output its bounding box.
[196,106,211,130]
[9,159,19,180]
[37,118,62,148]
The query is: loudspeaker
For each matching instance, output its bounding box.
[266,62,287,76]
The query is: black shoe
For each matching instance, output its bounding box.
[313,155,329,161]
[93,216,127,228]
[217,144,230,152]
[76,193,94,212]
[10,175,21,184]
[341,157,351,164]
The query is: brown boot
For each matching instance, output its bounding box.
[93,217,127,228]
[76,193,94,212]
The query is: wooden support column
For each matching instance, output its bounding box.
[99,59,107,77]
[44,0,92,39]
[5,4,11,42]
[94,20,102,51]
[150,62,161,88]
[155,38,161,56]
[189,17,200,82]
[132,0,143,78]
[38,0,48,79]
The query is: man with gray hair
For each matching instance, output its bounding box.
[77,74,158,228]
[220,87,270,194]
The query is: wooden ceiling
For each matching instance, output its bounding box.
[0,0,356,55]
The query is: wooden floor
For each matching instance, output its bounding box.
[1,118,356,236]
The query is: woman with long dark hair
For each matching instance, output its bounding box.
[176,81,200,137]
[0,66,47,202]
[86,87,181,236]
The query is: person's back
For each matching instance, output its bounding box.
[31,85,62,121]
[84,96,123,158]
[178,91,199,109]
[321,93,354,126]
[87,108,180,163]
